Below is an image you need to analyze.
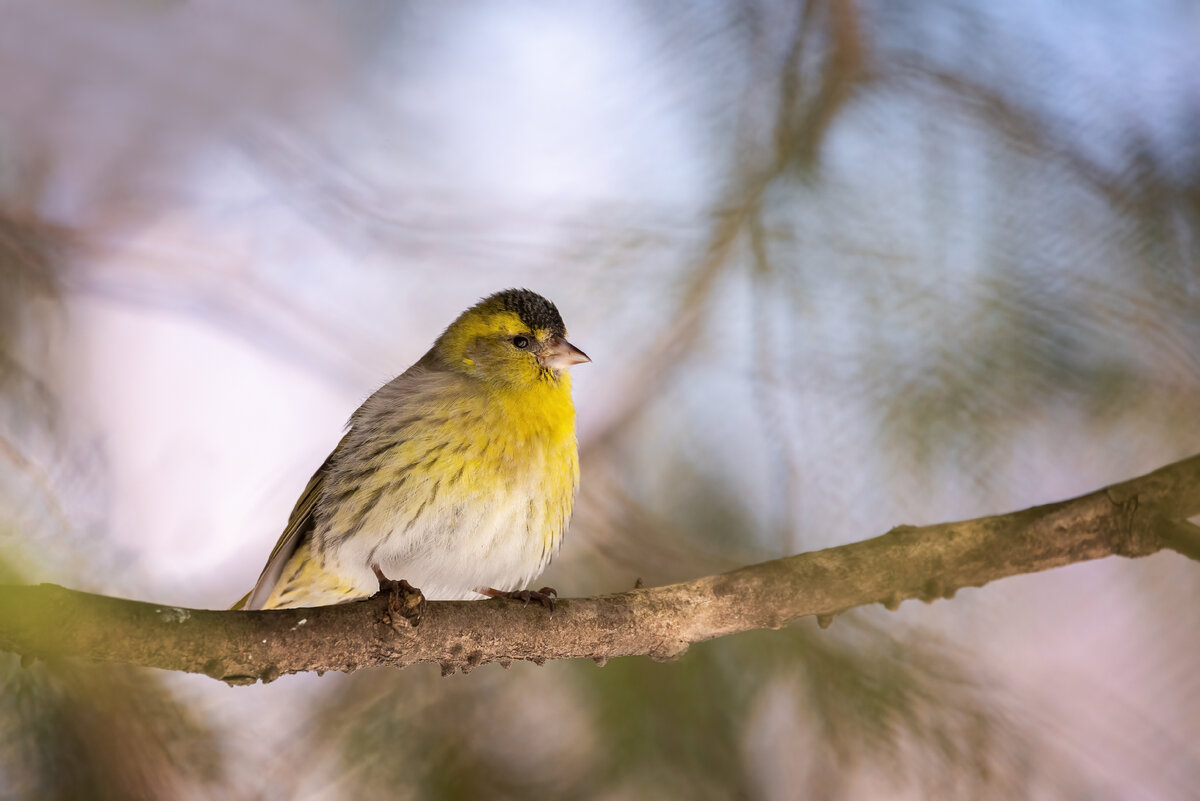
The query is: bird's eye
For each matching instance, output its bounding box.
[512,335,530,349]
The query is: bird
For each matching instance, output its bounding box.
[234,288,589,611]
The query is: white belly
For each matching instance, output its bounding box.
[322,487,555,600]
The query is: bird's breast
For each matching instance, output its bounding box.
[316,375,579,597]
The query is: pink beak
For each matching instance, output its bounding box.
[540,337,591,370]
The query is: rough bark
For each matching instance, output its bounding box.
[2,454,1198,685]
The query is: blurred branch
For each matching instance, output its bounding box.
[0,434,73,536]
[882,58,1133,207]
[789,0,864,169]
[586,0,866,451]
[1,452,1198,685]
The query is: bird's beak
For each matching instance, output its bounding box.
[540,337,591,370]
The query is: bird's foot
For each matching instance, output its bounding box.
[482,586,558,612]
[372,565,425,628]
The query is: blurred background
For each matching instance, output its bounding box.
[2,0,1199,798]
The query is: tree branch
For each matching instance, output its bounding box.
[2,454,1198,685]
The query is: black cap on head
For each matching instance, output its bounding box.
[489,288,566,338]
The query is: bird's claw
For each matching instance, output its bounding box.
[372,568,425,628]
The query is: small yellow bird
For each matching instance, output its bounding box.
[236,288,588,610]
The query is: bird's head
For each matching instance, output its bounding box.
[432,288,589,387]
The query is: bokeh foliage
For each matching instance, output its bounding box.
[1,0,1198,799]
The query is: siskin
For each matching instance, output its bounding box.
[235,288,589,610]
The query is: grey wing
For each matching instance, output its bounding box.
[242,435,347,610]
[239,364,453,608]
